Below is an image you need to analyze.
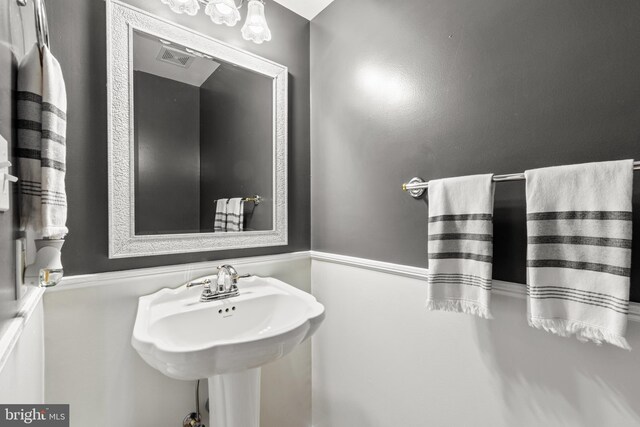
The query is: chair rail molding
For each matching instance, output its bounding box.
[48,249,640,323]
[309,251,640,322]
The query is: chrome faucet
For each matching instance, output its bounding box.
[187,264,251,302]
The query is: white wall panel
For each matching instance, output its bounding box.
[312,257,640,427]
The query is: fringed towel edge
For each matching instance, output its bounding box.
[528,317,631,350]
[426,299,493,319]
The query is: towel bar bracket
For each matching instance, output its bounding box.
[404,177,426,198]
[242,195,263,205]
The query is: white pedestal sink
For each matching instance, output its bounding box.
[131,275,325,427]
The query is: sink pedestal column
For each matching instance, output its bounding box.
[209,368,261,427]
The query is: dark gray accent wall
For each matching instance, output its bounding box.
[134,71,200,235]
[311,0,640,301]
[199,63,273,232]
[46,0,310,275]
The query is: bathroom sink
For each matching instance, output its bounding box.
[131,275,325,380]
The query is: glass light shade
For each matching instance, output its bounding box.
[205,0,241,26]
[241,0,272,44]
[161,0,200,15]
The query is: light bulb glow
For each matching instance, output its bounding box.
[241,0,271,44]
[160,0,200,16]
[205,0,241,26]
[215,3,233,14]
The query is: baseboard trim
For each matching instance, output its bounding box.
[310,251,640,322]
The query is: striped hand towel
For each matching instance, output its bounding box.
[214,198,228,232]
[17,44,68,238]
[226,198,244,232]
[17,45,44,233]
[427,174,495,319]
[525,160,633,350]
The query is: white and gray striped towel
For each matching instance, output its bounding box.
[226,197,244,232]
[427,174,495,319]
[17,44,68,238]
[214,198,228,232]
[525,160,633,350]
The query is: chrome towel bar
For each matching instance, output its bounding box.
[215,196,263,205]
[403,160,640,198]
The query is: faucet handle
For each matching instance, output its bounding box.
[228,274,251,293]
[216,265,253,281]
[187,278,212,288]
[188,278,216,300]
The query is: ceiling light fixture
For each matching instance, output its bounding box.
[161,0,272,44]
[241,0,271,44]
[205,0,241,26]
[160,0,200,16]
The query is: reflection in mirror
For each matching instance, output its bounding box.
[132,30,273,236]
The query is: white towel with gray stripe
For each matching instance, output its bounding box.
[427,174,495,319]
[226,197,244,232]
[525,160,633,350]
[214,198,228,232]
[17,44,68,238]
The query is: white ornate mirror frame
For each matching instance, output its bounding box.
[106,0,288,258]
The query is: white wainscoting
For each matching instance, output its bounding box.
[44,252,311,427]
[28,249,640,426]
[310,252,640,427]
[0,288,45,404]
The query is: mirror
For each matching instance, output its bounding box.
[132,30,273,235]
[107,1,287,258]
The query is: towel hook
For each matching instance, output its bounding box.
[17,0,50,50]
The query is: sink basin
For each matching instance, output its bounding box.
[132,274,324,427]
[132,275,325,380]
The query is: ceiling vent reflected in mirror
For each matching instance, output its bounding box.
[157,46,195,68]
[133,31,220,87]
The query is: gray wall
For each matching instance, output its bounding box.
[134,71,200,235]
[311,0,640,301]
[200,63,273,231]
[46,0,310,275]
[0,1,36,327]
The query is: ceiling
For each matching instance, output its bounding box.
[271,0,335,20]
